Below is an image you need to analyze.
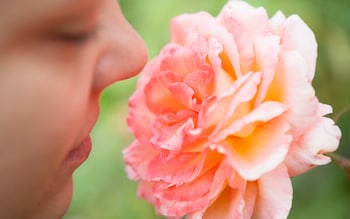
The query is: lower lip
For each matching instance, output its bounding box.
[64,136,92,168]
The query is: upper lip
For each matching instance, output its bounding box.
[72,106,100,150]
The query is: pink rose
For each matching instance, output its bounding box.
[123,1,341,218]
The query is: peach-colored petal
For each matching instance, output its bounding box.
[202,171,257,219]
[199,72,260,133]
[153,168,217,218]
[188,163,231,218]
[168,82,199,111]
[207,38,232,91]
[285,111,342,176]
[159,44,210,78]
[201,166,245,218]
[172,12,242,79]
[207,160,232,200]
[281,15,317,81]
[252,164,292,219]
[268,51,319,138]
[218,11,255,74]
[123,141,157,180]
[216,118,292,180]
[242,182,258,219]
[135,55,163,88]
[150,117,196,153]
[202,187,234,219]
[208,29,242,80]
[138,181,156,205]
[219,0,280,105]
[171,11,216,46]
[148,151,206,184]
[184,70,214,102]
[144,71,185,114]
[127,90,155,145]
[210,101,288,142]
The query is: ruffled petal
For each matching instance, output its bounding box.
[199,72,261,134]
[172,11,242,79]
[144,71,185,114]
[153,168,217,218]
[123,141,158,180]
[218,0,280,105]
[148,151,206,184]
[184,70,215,102]
[216,118,292,180]
[127,89,155,145]
[150,117,196,153]
[159,43,210,78]
[285,107,341,176]
[210,101,288,142]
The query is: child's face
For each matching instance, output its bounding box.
[0,0,147,218]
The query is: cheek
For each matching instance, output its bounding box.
[1,71,89,158]
[0,61,91,216]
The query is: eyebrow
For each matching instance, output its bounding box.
[0,0,101,39]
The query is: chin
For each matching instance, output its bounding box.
[29,178,74,219]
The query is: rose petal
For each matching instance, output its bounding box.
[184,70,215,102]
[267,51,319,138]
[148,151,205,184]
[202,187,234,219]
[168,82,199,111]
[210,101,288,142]
[150,117,195,154]
[127,90,155,145]
[218,0,280,105]
[171,12,216,47]
[281,15,317,81]
[219,11,255,74]
[285,111,341,176]
[202,170,257,219]
[172,12,242,79]
[199,72,261,134]
[216,117,292,180]
[138,181,156,205]
[269,11,287,34]
[153,167,217,217]
[123,140,158,180]
[160,44,209,77]
[144,71,184,114]
[206,38,230,90]
[242,182,258,219]
[252,164,292,219]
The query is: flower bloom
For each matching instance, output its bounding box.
[123,1,341,218]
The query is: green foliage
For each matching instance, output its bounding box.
[64,0,350,218]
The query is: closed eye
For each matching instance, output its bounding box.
[51,29,97,44]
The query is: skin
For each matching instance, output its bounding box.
[0,0,148,218]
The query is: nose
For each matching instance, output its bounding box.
[93,0,148,91]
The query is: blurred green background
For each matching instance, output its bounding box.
[64,0,350,218]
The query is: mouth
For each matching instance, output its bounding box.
[64,135,92,169]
